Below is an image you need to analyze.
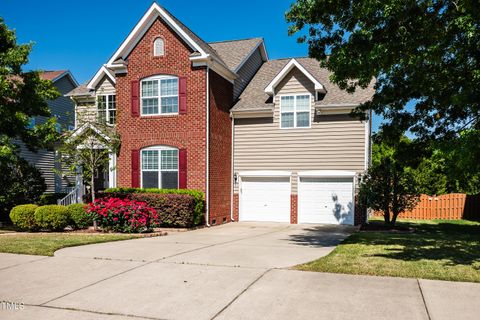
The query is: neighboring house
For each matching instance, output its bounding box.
[66,3,374,225]
[19,70,78,193]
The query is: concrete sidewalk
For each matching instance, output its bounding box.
[0,223,478,319]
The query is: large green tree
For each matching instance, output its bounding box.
[0,17,59,150]
[360,135,420,225]
[0,18,60,220]
[286,0,480,140]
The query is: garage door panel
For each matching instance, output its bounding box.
[240,177,290,223]
[298,177,354,225]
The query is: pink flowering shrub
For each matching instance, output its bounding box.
[86,197,158,233]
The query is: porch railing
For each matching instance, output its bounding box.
[57,185,83,206]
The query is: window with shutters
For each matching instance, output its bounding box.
[141,146,178,189]
[153,38,164,56]
[140,75,178,115]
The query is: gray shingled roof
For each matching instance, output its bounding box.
[232,57,374,111]
[208,38,263,72]
[66,81,94,97]
[160,5,231,72]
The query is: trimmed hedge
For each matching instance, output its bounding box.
[67,203,92,229]
[104,188,205,226]
[34,205,70,231]
[10,204,38,230]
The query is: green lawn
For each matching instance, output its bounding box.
[0,232,158,256]
[296,219,480,282]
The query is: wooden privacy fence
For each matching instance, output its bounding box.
[373,193,480,220]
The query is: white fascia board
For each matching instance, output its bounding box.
[264,58,325,95]
[192,55,237,83]
[87,66,116,90]
[106,3,207,68]
[230,108,274,119]
[51,71,79,87]
[239,170,291,177]
[68,123,111,143]
[298,170,357,178]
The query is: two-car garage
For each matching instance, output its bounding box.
[239,171,355,225]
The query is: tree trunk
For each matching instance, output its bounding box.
[90,151,97,230]
[383,208,391,225]
[391,211,399,226]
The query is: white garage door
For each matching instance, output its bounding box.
[240,177,291,222]
[298,177,354,225]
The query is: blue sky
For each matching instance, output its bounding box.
[1,0,383,131]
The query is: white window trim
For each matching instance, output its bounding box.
[279,93,312,129]
[140,75,179,116]
[140,145,179,189]
[153,37,165,57]
[97,94,116,126]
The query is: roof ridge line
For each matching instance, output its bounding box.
[208,37,263,44]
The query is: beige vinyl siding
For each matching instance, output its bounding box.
[233,48,263,100]
[234,67,366,193]
[95,76,115,95]
[75,76,115,126]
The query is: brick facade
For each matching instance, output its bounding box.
[208,70,233,225]
[233,193,239,221]
[115,17,207,192]
[290,194,298,224]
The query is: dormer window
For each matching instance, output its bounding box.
[153,37,164,56]
[280,94,311,128]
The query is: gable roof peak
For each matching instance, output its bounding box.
[264,58,326,95]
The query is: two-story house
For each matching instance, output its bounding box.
[20,70,78,193]
[67,3,373,225]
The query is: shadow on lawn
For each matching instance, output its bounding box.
[287,225,356,247]
[348,221,480,268]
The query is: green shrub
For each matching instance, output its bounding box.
[10,204,38,230]
[67,203,91,229]
[0,154,46,222]
[37,193,67,206]
[104,188,205,226]
[34,205,70,231]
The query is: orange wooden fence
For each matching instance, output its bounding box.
[373,193,480,220]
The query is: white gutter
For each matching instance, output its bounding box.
[230,116,235,221]
[205,66,210,227]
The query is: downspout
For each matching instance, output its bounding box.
[230,115,235,221]
[205,66,210,227]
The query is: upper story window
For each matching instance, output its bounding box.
[141,75,178,115]
[97,94,116,125]
[280,94,311,128]
[141,146,178,189]
[153,38,165,56]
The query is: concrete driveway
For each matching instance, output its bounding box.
[0,222,479,320]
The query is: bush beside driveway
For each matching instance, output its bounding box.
[296,219,480,282]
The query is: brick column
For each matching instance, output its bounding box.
[233,193,239,222]
[290,194,298,224]
[354,195,367,225]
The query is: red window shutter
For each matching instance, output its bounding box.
[179,77,187,114]
[131,149,140,188]
[131,80,140,117]
[179,149,187,189]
